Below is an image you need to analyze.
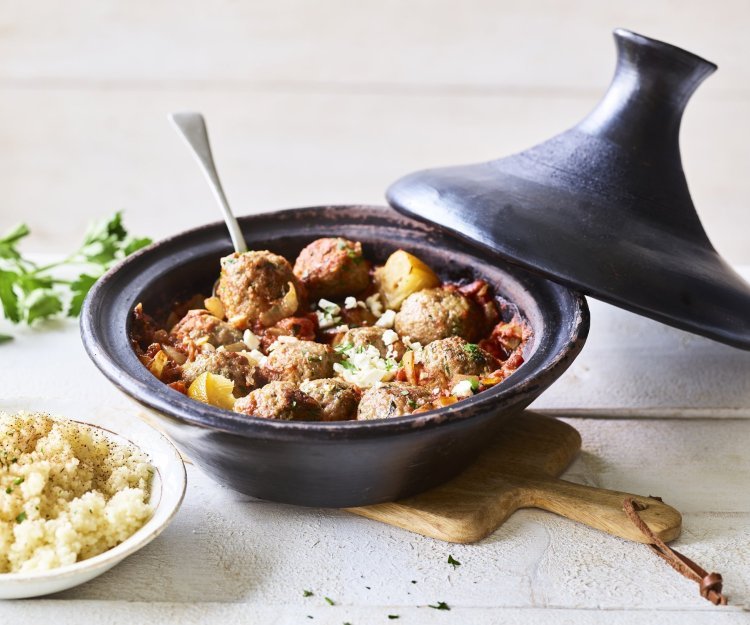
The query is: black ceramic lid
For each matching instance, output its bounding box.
[387,29,750,350]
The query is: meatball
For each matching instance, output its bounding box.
[216,250,302,329]
[293,237,370,299]
[299,378,360,421]
[417,336,500,387]
[261,339,336,384]
[357,383,434,421]
[337,326,405,361]
[170,309,243,347]
[182,351,261,397]
[394,287,484,345]
[234,381,321,421]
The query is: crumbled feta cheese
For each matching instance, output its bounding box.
[382,329,399,345]
[365,293,384,317]
[331,324,350,333]
[334,344,397,388]
[239,349,267,366]
[242,329,260,351]
[451,380,475,398]
[316,299,342,329]
[375,309,396,328]
[344,296,358,309]
[402,336,423,352]
[318,299,341,315]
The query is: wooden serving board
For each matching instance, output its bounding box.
[349,412,682,544]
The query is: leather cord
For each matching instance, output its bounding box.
[622,497,727,606]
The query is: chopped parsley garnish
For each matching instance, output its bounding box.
[469,378,480,392]
[334,342,353,354]
[13,477,23,485]
[339,359,356,371]
[324,596,335,606]
[447,554,461,568]
[388,616,400,620]
[303,589,314,597]
[463,343,480,355]
[407,399,417,409]
[428,601,450,610]
[15,511,27,523]
[5,487,11,494]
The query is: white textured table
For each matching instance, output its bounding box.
[1,270,749,624]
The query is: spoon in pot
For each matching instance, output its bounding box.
[168,112,247,253]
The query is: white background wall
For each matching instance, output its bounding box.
[1,1,748,262]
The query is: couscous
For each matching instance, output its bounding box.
[0,412,153,574]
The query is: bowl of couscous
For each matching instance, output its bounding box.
[0,412,186,599]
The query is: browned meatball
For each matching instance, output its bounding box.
[357,383,434,420]
[418,336,500,387]
[394,287,484,345]
[216,250,302,329]
[261,339,336,384]
[293,237,370,299]
[170,309,243,347]
[337,326,405,361]
[299,378,361,421]
[234,381,321,421]
[182,351,261,397]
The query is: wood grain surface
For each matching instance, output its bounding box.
[350,413,682,544]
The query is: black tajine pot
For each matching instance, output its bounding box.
[81,206,588,507]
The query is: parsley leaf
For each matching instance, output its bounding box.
[428,601,450,610]
[25,290,63,324]
[0,334,12,344]
[447,554,461,568]
[0,212,150,337]
[303,589,314,597]
[324,596,335,606]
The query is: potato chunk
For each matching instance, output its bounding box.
[375,250,440,311]
[188,372,236,410]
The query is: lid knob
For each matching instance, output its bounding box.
[581,29,717,157]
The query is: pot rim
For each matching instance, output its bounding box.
[80,205,589,441]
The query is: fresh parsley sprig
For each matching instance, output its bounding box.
[0,212,151,333]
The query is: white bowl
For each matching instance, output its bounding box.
[0,416,186,599]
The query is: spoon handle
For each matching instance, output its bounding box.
[168,112,247,254]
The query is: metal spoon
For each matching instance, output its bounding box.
[168,112,247,253]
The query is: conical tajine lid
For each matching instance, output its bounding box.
[387,29,750,350]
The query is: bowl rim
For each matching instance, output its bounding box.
[80,205,590,440]
[0,418,186,585]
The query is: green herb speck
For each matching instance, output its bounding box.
[5,487,11,494]
[303,589,314,597]
[13,477,24,486]
[448,554,461,568]
[15,511,27,523]
[324,596,335,606]
[388,616,400,620]
[429,601,450,610]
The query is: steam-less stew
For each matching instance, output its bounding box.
[130,239,530,421]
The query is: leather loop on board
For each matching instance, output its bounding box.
[622,497,728,606]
